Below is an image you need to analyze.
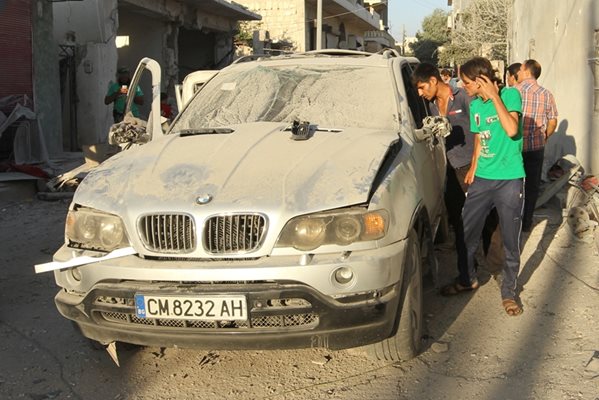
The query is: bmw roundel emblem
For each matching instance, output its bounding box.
[196,194,213,205]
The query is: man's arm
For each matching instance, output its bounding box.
[546,118,557,138]
[545,92,558,139]
[465,134,481,185]
[133,94,144,106]
[476,76,520,137]
[104,84,122,105]
[104,92,119,105]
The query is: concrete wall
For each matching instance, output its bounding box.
[510,0,599,174]
[305,7,367,50]
[32,0,62,156]
[76,41,116,147]
[53,0,118,149]
[236,0,306,51]
[53,0,116,44]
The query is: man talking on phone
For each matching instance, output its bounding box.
[104,66,144,123]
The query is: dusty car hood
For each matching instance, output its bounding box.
[75,122,397,216]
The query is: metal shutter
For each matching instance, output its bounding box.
[0,0,33,103]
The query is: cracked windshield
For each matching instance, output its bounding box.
[172,64,398,131]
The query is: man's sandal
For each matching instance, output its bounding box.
[440,279,479,296]
[502,299,523,316]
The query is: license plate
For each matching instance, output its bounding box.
[135,294,247,321]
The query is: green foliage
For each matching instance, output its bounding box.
[235,21,254,46]
[420,9,450,43]
[439,0,508,66]
[410,8,450,65]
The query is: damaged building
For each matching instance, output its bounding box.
[235,0,394,53]
[0,0,61,163]
[0,0,61,200]
[52,0,260,164]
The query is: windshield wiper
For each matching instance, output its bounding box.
[282,124,342,133]
[178,128,234,137]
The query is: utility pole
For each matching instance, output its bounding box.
[402,24,406,55]
[316,0,323,50]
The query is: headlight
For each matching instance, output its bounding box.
[66,207,129,252]
[276,208,388,251]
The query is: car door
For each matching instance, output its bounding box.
[397,62,446,222]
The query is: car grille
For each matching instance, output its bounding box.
[139,213,196,253]
[203,214,267,254]
[96,295,318,331]
[99,311,317,330]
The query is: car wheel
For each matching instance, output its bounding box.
[367,228,423,361]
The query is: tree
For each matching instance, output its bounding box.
[409,9,450,65]
[439,0,509,66]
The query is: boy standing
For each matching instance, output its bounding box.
[460,57,525,316]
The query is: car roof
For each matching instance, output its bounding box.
[226,49,416,70]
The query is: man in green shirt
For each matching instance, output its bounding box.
[104,66,144,123]
[457,57,525,316]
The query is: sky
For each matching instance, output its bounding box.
[388,0,451,39]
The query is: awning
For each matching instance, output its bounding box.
[322,0,380,31]
[182,0,261,21]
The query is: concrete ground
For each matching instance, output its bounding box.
[0,198,597,400]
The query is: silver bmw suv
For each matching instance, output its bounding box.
[48,50,447,361]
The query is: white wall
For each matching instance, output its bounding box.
[236,0,307,51]
[53,0,116,45]
[76,40,116,146]
[510,0,598,174]
[53,0,118,147]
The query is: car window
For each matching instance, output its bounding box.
[172,64,398,131]
[401,65,428,129]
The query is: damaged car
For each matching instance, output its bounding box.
[41,50,448,361]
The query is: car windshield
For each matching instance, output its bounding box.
[172,63,398,132]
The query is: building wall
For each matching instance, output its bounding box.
[304,6,367,50]
[0,0,33,100]
[32,0,62,155]
[53,0,118,148]
[236,0,307,51]
[510,0,599,174]
[53,0,254,154]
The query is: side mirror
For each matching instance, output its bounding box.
[414,127,433,142]
[108,113,150,149]
[422,116,452,138]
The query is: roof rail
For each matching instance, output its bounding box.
[232,54,274,64]
[302,49,372,57]
[379,49,400,59]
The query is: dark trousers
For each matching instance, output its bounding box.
[447,165,505,280]
[113,110,124,123]
[522,149,544,230]
[462,177,524,299]
[445,164,468,273]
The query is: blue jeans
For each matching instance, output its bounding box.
[522,149,545,231]
[462,177,525,299]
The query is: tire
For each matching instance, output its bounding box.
[367,228,423,361]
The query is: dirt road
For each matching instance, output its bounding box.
[0,198,597,400]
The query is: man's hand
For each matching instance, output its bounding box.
[464,166,476,185]
[475,75,499,100]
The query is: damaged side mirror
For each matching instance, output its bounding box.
[422,116,452,139]
[414,126,433,142]
[108,113,151,149]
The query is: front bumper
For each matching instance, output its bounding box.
[53,240,407,350]
[57,280,401,350]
